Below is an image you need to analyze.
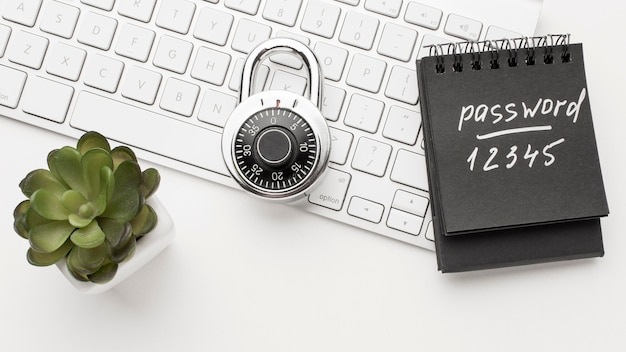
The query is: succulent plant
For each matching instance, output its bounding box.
[12,131,160,284]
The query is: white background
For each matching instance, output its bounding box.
[1,1,625,351]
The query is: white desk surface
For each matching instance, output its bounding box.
[2,1,625,351]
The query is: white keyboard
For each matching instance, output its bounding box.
[0,0,542,250]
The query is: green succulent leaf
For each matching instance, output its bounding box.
[61,190,89,213]
[75,245,107,272]
[81,148,113,201]
[23,206,51,231]
[13,201,30,239]
[19,169,67,198]
[140,168,160,199]
[66,248,89,281]
[27,239,73,266]
[99,166,115,205]
[101,189,142,222]
[48,146,89,197]
[29,221,75,253]
[110,237,136,264]
[111,146,137,171]
[99,218,132,249]
[113,160,142,191]
[70,220,106,249]
[88,262,118,284]
[30,189,69,220]
[77,131,111,154]
[100,160,143,221]
[131,204,158,237]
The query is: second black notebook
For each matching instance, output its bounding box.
[417,38,609,236]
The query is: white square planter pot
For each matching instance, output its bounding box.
[56,197,175,294]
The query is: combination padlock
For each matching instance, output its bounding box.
[221,38,331,202]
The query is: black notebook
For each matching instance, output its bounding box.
[417,36,609,272]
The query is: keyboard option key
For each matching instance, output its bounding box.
[308,168,351,211]
[0,64,27,108]
[348,196,384,223]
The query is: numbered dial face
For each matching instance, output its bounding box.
[233,107,319,193]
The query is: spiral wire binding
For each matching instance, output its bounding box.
[426,34,571,74]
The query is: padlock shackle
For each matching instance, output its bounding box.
[240,38,323,107]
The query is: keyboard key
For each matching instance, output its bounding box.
[39,1,80,39]
[70,92,229,175]
[45,42,87,81]
[308,168,351,211]
[0,64,27,108]
[314,42,348,81]
[156,0,197,35]
[224,0,261,15]
[321,84,346,122]
[121,65,162,105]
[193,7,233,46]
[159,78,200,117]
[377,23,417,62]
[115,23,156,62]
[83,54,124,92]
[444,14,482,41]
[339,11,379,50]
[344,94,384,133]
[153,35,193,73]
[392,190,428,217]
[385,65,418,105]
[404,2,442,30]
[22,76,74,123]
[383,105,421,145]
[352,137,392,177]
[390,149,428,191]
[348,196,384,223]
[0,25,10,57]
[77,12,118,50]
[197,89,238,127]
[300,0,341,39]
[80,0,115,11]
[191,47,231,86]
[328,127,353,165]
[346,54,386,93]
[263,0,303,27]
[387,208,422,235]
[364,0,402,18]
[118,0,157,22]
[7,30,49,69]
[2,0,42,27]
[269,70,307,95]
[231,19,272,54]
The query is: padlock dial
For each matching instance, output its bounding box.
[233,107,318,192]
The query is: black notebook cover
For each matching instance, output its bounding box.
[418,42,608,236]
[417,39,608,272]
